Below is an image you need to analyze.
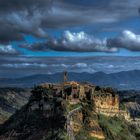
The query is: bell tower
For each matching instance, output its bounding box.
[64,71,68,84]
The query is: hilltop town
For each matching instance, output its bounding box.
[40,71,130,119]
[0,72,140,140]
[26,72,139,139]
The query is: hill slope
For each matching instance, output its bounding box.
[0,88,31,124]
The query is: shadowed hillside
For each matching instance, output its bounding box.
[0,88,31,124]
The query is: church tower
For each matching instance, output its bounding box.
[64,71,68,84]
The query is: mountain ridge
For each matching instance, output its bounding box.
[1,70,140,89]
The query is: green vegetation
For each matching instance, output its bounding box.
[0,109,11,124]
[75,129,98,140]
[119,102,126,110]
[98,115,140,140]
[65,101,81,112]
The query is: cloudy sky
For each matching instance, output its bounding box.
[0,0,140,77]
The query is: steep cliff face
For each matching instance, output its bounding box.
[65,84,140,140]
[93,92,119,117]
[92,87,132,121]
[69,97,140,140]
[69,97,105,140]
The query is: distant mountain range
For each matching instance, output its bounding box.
[1,70,140,90]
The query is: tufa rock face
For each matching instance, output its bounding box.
[93,87,120,116]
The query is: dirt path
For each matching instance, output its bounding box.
[67,107,81,140]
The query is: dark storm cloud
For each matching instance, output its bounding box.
[0,0,52,12]
[44,0,140,28]
[0,0,139,44]
[0,0,52,44]
[0,10,48,44]
[21,30,140,52]
[47,31,118,52]
[20,31,118,52]
[139,7,140,14]
[107,30,140,51]
[20,42,48,51]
